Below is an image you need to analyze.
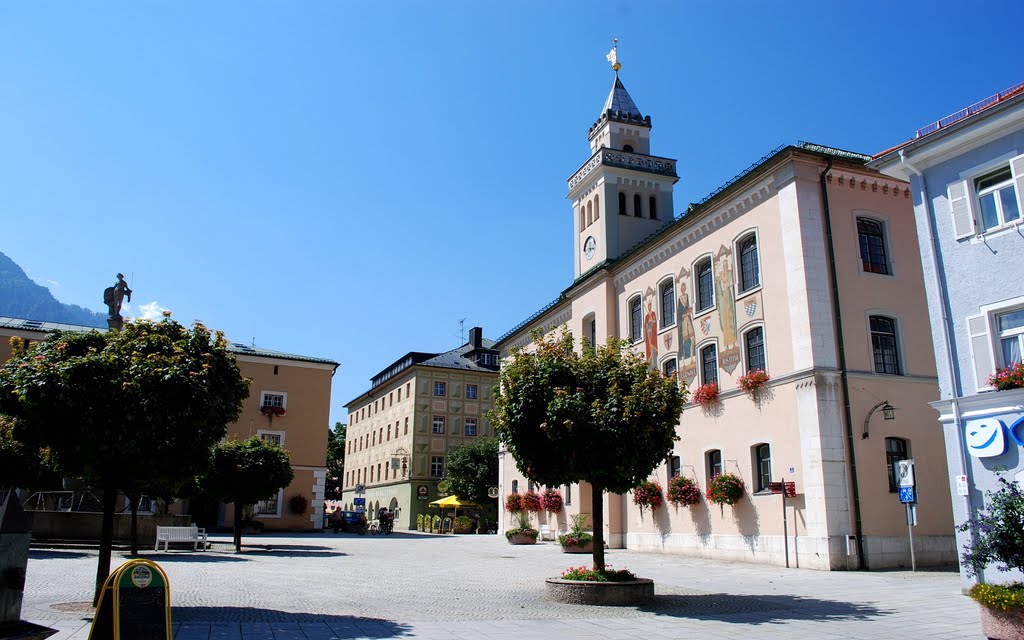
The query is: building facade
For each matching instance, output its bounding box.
[342,327,499,530]
[870,81,1024,588]
[0,316,337,532]
[495,69,955,570]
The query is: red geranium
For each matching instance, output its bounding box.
[522,490,543,513]
[542,488,563,514]
[504,493,523,513]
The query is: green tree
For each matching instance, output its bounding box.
[0,318,249,603]
[202,436,294,552]
[0,414,60,492]
[325,422,346,500]
[490,330,684,571]
[444,435,498,505]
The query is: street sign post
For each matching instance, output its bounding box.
[769,478,797,568]
[896,459,916,571]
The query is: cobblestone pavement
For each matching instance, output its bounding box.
[23,531,984,639]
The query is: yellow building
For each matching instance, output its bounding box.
[342,327,499,529]
[0,316,337,531]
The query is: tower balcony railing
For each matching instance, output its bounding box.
[568,148,677,190]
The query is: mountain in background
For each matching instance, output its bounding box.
[0,252,107,328]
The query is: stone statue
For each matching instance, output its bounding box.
[103,273,132,331]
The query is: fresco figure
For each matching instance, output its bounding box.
[643,295,659,365]
[677,281,695,360]
[715,256,737,349]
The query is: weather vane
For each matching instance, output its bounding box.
[606,38,621,73]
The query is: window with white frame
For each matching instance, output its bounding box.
[738,235,760,291]
[753,443,771,492]
[260,391,286,411]
[430,456,444,477]
[696,258,714,312]
[255,489,282,517]
[434,381,446,397]
[466,384,478,399]
[870,316,902,375]
[857,218,890,275]
[885,437,909,493]
[668,455,681,479]
[257,430,284,447]
[662,358,677,377]
[660,279,675,328]
[563,484,572,506]
[629,296,642,342]
[706,449,722,481]
[997,309,1024,367]
[701,344,718,385]
[975,166,1021,231]
[745,327,766,373]
[464,418,477,436]
[431,416,445,434]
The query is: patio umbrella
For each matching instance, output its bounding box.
[428,495,479,525]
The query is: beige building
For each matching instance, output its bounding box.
[342,327,499,529]
[495,70,955,570]
[0,316,337,532]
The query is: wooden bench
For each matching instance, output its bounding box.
[154,525,208,551]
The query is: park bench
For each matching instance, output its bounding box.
[154,525,208,551]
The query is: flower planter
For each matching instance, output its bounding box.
[980,606,1024,640]
[544,578,654,606]
[560,541,593,554]
[506,533,537,545]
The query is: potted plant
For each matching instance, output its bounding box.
[988,362,1024,391]
[453,515,474,534]
[692,382,719,408]
[542,488,563,514]
[737,369,770,396]
[259,405,287,418]
[959,474,1024,639]
[558,513,593,554]
[706,473,745,507]
[416,514,424,531]
[505,492,524,514]
[667,476,702,507]
[505,511,539,545]
[288,494,309,515]
[631,480,663,518]
[522,490,543,514]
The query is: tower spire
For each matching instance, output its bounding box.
[606,38,621,74]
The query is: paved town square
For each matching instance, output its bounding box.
[24,531,984,639]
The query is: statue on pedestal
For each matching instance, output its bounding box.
[103,273,132,331]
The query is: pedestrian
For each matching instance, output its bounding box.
[331,508,341,534]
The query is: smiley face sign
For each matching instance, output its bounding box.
[965,418,1007,458]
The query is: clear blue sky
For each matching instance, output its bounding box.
[2,1,1021,427]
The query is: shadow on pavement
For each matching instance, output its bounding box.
[640,592,890,624]
[238,549,348,558]
[28,550,92,560]
[172,607,413,637]
[234,543,334,551]
[132,553,249,562]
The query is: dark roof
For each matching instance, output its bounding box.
[495,142,873,347]
[0,315,337,367]
[602,76,642,120]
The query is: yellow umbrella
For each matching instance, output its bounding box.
[428,495,479,530]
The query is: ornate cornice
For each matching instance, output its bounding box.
[503,305,573,354]
[568,149,677,192]
[827,170,911,199]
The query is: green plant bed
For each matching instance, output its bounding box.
[506,529,538,544]
[560,541,593,554]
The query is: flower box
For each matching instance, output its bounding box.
[667,476,701,507]
[692,382,719,407]
[980,605,1024,640]
[989,363,1024,391]
[506,530,538,545]
[560,541,593,554]
[737,369,770,395]
[706,473,745,506]
[259,405,286,418]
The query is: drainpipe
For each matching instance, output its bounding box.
[819,157,867,570]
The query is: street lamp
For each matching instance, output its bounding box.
[862,401,896,439]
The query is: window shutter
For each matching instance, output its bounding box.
[1010,153,1024,220]
[948,180,976,239]
[967,313,994,391]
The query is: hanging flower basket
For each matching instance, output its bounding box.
[706,473,745,506]
[632,480,663,516]
[988,363,1024,391]
[522,490,543,513]
[260,405,287,418]
[504,493,524,513]
[737,369,770,395]
[692,382,719,407]
[667,476,702,507]
[542,488,564,514]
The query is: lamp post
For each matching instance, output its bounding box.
[862,401,896,439]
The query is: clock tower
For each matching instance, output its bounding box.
[568,43,678,279]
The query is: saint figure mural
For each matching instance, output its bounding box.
[714,247,741,374]
[677,280,696,361]
[643,292,659,365]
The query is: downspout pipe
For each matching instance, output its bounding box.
[819,157,867,570]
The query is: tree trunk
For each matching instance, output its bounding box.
[233,501,243,553]
[128,494,139,556]
[591,486,605,572]
[93,486,117,605]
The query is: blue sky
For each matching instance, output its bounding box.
[2,0,1022,427]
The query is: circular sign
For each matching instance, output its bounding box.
[437,480,450,493]
[417,485,428,497]
[487,486,499,499]
[130,565,153,589]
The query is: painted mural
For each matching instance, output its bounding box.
[675,267,697,386]
[644,286,658,365]
[714,245,740,374]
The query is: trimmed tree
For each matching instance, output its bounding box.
[325,422,346,500]
[0,319,249,603]
[443,436,499,527]
[202,436,294,552]
[490,330,684,571]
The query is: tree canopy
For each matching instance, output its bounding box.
[490,330,684,569]
[325,422,346,500]
[443,435,498,506]
[0,318,250,601]
[203,436,294,552]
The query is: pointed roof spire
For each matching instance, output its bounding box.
[588,39,651,136]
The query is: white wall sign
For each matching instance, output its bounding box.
[956,474,969,496]
[897,459,915,488]
[965,418,1008,458]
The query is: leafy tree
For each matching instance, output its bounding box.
[0,318,249,603]
[490,330,684,571]
[444,436,499,520]
[202,436,294,552]
[0,414,60,492]
[325,422,346,500]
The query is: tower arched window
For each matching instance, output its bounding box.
[586,201,593,227]
[618,192,627,216]
[634,194,642,217]
[649,196,658,220]
[579,205,585,229]
[660,279,675,328]
[696,258,714,312]
[623,144,634,153]
[594,195,600,221]
[739,234,760,292]
[629,296,642,343]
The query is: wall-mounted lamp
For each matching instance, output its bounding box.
[862,401,896,439]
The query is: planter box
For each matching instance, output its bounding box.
[980,605,1024,640]
[545,578,654,606]
[505,533,537,545]
[560,542,593,554]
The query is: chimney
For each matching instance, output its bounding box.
[469,326,483,349]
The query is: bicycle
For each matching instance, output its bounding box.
[367,520,381,535]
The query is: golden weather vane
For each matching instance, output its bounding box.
[606,38,621,73]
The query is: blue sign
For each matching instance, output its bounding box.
[353,497,365,506]
[899,486,915,503]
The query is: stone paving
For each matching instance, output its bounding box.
[23,530,985,639]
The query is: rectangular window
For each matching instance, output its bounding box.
[976,166,1020,231]
[464,418,477,436]
[668,455,681,480]
[629,297,642,342]
[755,444,771,492]
[997,309,1024,367]
[707,450,723,481]
[434,381,446,397]
[588,318,597,348]
[697,259,714,312]
[739,235,761,291]
[870,316,902,375]
[406,382,411,397]
[663,358,677,377]
[564,484,572,506]
[745,327,766,372]
[260,392,286,410]
[397,388,402,402]
[404,417,409,435]
[857,218,890,275]
[432,416,445,434]
[258,431,284,447]
[701,344,718,385]
[466,384,478,399]
[430,456,444,477]
[660,281,675,328]
[254,489,281,517]
[886,437,908,493]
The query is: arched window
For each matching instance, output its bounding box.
[745,326,766,372]
[660,279,675,328]
[586,201,593,227]
[594,194,600,221]
[649,196,658,220]
[739,235,760,291]
[662,358,677,377]
[885,437,909,493]
[618,192,627,216]
[857,218,890,275]
[701,343,718,385]
[623,144,634,153]
[870,316,902,375]
[511,480,519,494]
[706,449,723,481]
[696,258,714,311]
[753,443,771,492]
[629,296,642,342]
[633,194,642,217]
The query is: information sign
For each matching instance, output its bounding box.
[353,497,365,506]
[897,459,915,488]
[89,559,171,640]
[354,484,366,495]
[898,486,916,503]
